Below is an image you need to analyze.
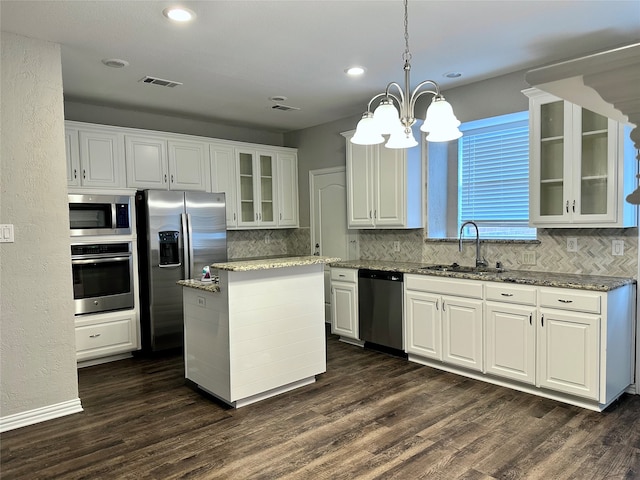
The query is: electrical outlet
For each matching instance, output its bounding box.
[612,240,624,256]
[567,237,578,252]
[522,251,536,265]
[264,234,270,244]
[393,241,400,252]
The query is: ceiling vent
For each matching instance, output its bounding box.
[271,104,300,112]
[139,76,182,88]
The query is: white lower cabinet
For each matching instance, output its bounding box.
[75,310,139,363]
[537,308,599,399]
[330,268,360,343]
[404,275,634,411]
[405,275,483,371]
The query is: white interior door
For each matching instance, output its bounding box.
[310,167,358,323]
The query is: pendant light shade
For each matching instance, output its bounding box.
[385,125,418,149]
[351,112,385,145]
[373,99,401,135]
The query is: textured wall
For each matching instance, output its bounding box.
[1,33,79,417]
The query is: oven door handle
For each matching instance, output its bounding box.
[72,256,131,265]
[159,263,182,268]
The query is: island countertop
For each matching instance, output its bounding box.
[211,255,340,272]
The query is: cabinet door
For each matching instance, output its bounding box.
[168,140,208,191]
[277,152,299,227]
[537,309,599,400]
[78,130,124,187]
[346,142,375,227]
[571,107,618,224]
[442,296,483,371]
[237,150,257,227]
[125,135,168,189]
[331,281,358,339]
[65,128,80,186]
[210,144,238,227]
[405,290,442,360]
[375,147,405,227]
[257,152,277,227]
[485,302,535,384]
[529,95,573,225]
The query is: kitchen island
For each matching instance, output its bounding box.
[178,256,338,408]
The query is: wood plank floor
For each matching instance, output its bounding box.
[3,330,640,479]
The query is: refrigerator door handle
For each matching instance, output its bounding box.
[186,213,195,280]
[181,213,191,280]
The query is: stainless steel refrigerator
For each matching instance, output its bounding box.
[136,190,227,352]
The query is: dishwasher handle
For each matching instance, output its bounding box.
[358,269,404,282]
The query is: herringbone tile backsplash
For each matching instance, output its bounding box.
[228,227,638,278]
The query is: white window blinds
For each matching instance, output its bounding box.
[458,111,536,239]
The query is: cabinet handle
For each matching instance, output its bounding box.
[541,314,544,327]
[259,213,262,221]
[566,200,569,213]
[369,210,373,219]
[558,299,573,304]
[233,213,236,221]
[171,174,174,183]
[500,293,514,297]
[164,174,167,183]
[89,333,101,338]
[83,169,86,179]
[374,210,377,219]
[572,200,576,213]
[255,213,258,221]
[280,213,282,220]
[529,313,532,325]
[73,168,77,179]
[436,299,439,311]
[442,300,446,312]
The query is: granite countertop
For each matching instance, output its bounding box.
[211,255,341,272]
[177,279,221,293]
[330,259,635,292]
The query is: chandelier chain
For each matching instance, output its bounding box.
[403,0,411,62]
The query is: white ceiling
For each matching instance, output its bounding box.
[2,1,639,133]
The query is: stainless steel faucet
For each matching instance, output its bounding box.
[459,221,488,268]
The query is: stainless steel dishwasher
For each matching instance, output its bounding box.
[358,269,405,353]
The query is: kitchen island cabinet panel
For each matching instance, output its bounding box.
[182,260,328,407]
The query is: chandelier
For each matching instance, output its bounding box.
[351,0,462,148]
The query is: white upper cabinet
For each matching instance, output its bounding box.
[125,135,208,191]
[210,143,238,228]
[66,126,125,188]
[342,131,423,229]
[525,88,637,228]
[236,149,277,228]
[276,151,299,227]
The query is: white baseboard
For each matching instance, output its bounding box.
[0,398,83,433]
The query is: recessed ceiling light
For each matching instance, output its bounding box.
[345,66,366,76]
[102,58,129,68]
[444,71,462,79]
[163,7,196,22]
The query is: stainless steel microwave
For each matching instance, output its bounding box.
[68,194,132,236]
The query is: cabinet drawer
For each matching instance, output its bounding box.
[485,283,536,306]
[405,274,483,299]
[539,288,601,314]
[76,318,134,352]
[331,268,357,283]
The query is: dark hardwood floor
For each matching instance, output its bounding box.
[3,331,640,479]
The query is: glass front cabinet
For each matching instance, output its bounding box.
[236,149,277,228]
[525,88,637,228]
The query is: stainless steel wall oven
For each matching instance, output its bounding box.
[71,242,134,315]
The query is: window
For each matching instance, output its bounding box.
[458,111,536,240]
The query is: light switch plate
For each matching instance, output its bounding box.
[567,237,578,252]
[612,240,624,256]
[0,224,14,243]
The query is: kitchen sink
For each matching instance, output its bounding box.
[420,263,506,274]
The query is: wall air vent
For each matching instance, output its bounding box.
[139,76,183,88]
[271,104,300,111]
